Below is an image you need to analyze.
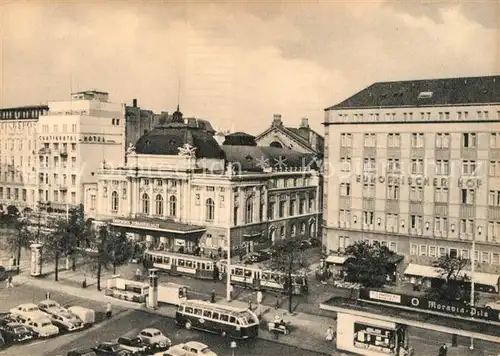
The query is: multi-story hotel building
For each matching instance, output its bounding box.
[0,106,49,210]
[323,76,500,274]
[86,111,321,254]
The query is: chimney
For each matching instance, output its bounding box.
[272,114,282,126]
[132,99,138,108]
[300,117,309,128]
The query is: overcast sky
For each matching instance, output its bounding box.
[0,1,498,135]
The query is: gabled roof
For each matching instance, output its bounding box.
[255,124,322,153]
[327,75,500,110]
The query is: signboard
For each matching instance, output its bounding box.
[356,175,481,188]
[112,219,160,229]
[359,289,500,322]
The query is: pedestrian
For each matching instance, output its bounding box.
[210,289,216,303]
[325,326,335,342]
[7,276,13,289]
[257,290,263,305]
[106,302,112,318]
[248,299,252,310]
[275,294,281,309]
[228,284,234,300]
[438,343,447,356]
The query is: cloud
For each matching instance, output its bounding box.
[0,1,498,136]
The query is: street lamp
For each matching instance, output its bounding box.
[470,225,482,350]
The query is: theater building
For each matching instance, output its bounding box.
[323,76,500,274]
[86,111,321,254]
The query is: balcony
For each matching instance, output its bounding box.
[59,150,68,157]
[38,148,51,155]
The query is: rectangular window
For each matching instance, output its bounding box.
[435,160,450,175]
[363,211,374,226]
[411,133,424,148]
[490,133,500,148]
[463,133,477,148]
[410,159,424,174]
[362,184,375,198]
[339,209,351,225]
[488,190,500,206]
[340,157,351,172]
[435,133,450,148]
[419,244,427,256]
[387,133,401,148]
[461,189,475,204]
[481,252,490,264]
[386,213,399,229]
[363,158,376,172]
[410,244,418,256]
[387,185,399,200]
[434,188,449,203]
[462,160,477,176]
[438,247,447,257]
[340,183,351,197]
[364,133,376,147]
[387,158,400,173]
[429,246,437,257]
[340,133,353,147]
[410,186,423,202]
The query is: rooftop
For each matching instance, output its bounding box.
[327,75,500,110]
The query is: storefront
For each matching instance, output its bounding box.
[108,217,206,253]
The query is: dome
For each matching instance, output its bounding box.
[134,123,225,159]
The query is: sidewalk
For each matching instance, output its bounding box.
[11,267,498,356]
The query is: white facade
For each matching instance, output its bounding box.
[87,147,321,253]
[323,99,500,273]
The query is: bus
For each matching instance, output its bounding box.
[143,250,217,280]
[175,300,259,339]
[219,261,308,295]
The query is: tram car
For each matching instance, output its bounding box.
[143,250,217,280]
[218,261,308,295]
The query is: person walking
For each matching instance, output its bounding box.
[325,326,335,342]
[438,343,447,356]
[7,276,13,289]
[105,302,112,318]
[210,289,216,303]
[256,291,263,305]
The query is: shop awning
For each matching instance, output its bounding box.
[326,255,348,265]
[404,264,500,288]
[109,218,205,234]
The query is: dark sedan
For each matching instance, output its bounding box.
[93,342,133,356]
[0,322,35,344]
[117,335,150,354]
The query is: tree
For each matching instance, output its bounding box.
[5,218,34,274]
[66,204,87,271]
[344,240,397,288]
[90,224,134,291]
[267,235,309,313]
[425,255,479,303]
[44,217,77,281]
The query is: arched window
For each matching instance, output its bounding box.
[141,193,150,214]
[111,191,119,212]
[301,222,306,234]
[205,198,215,221]
[291,224,296,236]
[270,228,276,243]
[245,197,253,224]
[155,194,163,215]
[168,195,176,217]
[309,221,316,238]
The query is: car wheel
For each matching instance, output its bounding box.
[185,321,192,330]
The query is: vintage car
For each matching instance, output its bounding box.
[9,303,48,320]
[19,316,59,338]
[92,342,133,355]
[166,342,217,356]
[50,312,84,332]
[66,349,98,356]
[38,300,68,315]
[138,328,171,348]
[116,334,150,354]
[0,322,35,344]
[68,306,95,327]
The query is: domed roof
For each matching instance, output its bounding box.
[135,123,225,159]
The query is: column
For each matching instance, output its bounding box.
[127,178,132,217]
[30,243,43,277]
[148,268,158,309]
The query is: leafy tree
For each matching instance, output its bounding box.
[425,255,479,303]
[44,217,78,281]
[267,235,309,313]
[5,218,34,274]
[90,224,134,291]
[344,240,397,288]
[66,204,87,271]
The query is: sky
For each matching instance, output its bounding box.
[0,0,499,135]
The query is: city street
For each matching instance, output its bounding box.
[0,284,325,356]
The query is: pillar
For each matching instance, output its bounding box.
[148,268,159,309]
[30,243,43,277]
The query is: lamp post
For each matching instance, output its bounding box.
[469,225,482,350]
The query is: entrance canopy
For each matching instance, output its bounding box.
[109,217,206,235]
[404,263,500,290]
[326,255,348,265]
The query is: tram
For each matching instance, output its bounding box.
[143,250,217,280]
[218,261,308,295]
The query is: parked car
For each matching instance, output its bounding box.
[485,300,500,310]
[93,342,133,355]
[38,300,68,316]
[243,251,271,264]
[9,303,48,320]
[68,306,95,327]
[0,266,8,281]
[154,348,185,356]
[50,312,84,332]
[166,342,217,356]
[116,334,150,354]
[67,349,97,356]
[138,328,171,348]
[19,316,59,338]
[0,322,35,344]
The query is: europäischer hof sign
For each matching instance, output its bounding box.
[356,175,481,188]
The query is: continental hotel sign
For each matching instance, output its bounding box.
[356,175,482,188]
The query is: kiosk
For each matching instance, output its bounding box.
[30,243,43,277]
[148,268,159,309]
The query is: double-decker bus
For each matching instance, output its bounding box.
[175,300,259,339]
[143,250,217,280]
